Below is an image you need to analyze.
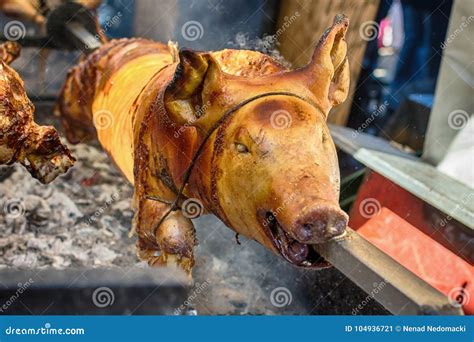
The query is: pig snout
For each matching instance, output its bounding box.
[274,198,348,244]
[292,202,348,243]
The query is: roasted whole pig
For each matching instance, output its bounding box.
[0,42,75,183]
[57,15,351,272]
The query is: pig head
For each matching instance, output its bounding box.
[145,15,350,270]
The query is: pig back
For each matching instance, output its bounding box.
[57,38,172,182]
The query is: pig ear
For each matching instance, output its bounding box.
[164,49,223,127]
[301,15,350,114]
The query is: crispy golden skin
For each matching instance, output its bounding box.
[0,42,75,183]
[57,15,351,273]
[0,41,20,64]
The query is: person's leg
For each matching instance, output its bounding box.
[362,0,394,73]
[387,3,424,110]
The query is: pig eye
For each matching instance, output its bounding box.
[234,142,249,154]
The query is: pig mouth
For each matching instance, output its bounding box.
[263,212,330,268]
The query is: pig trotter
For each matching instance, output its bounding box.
[134,198,196,273]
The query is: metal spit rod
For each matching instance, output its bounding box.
[65,21,102,51]
[313,227,463,315]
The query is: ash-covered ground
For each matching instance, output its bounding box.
[0,142,137,270]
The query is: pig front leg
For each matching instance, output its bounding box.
[133,198,197,274]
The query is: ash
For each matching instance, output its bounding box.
[227,33,292,68]
[0,142,139,269]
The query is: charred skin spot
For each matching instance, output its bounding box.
[209,118,233,224]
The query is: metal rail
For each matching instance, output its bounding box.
[65,21,102,52]
[313,228,463,315]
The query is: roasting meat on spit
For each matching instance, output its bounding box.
[0,42,75,183]
[57,15,351,273]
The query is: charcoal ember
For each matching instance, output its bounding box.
[99,215,129,239]
[0,142,136,269]
[23,194,51,225]
[0,165,14,181]
[91,243,117,265]
[48,191,83,224]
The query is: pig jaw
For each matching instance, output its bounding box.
[256,185,348,267]
[257,202,348,267]
[258,210,328,267]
